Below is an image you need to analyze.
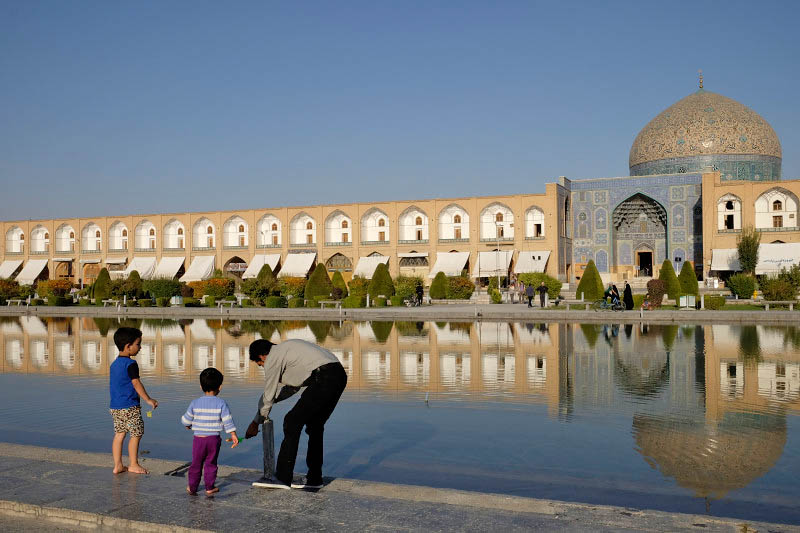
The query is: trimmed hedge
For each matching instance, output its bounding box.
[678,261,698,295]
[489,288,502,304]
[183,297,201,307]
[347,276,369,297]
[705,295,726,310]
[143,278,182,299]
[93,268,112,305]
[446,275,474,300]
[205,297,216,308]
[390,295,405,307]
[306,263,334,300]
[429,272,447,299]
[645,279,666,309]
[288,297,305,308]
[575,260,603,300]
[659,260,681,300]
[138,299,152,307]
[518,272,562,299]
[342,294,366,308]
[368,263,395,299]
[265,296,287,308]
[375,296,387,307]
[331,271,348,299]
[395,276,422,299]
[156,297,169,307]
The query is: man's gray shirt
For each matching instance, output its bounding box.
[254,339,339,423]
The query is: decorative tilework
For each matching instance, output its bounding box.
[619,243,632,265]
[596,250,608,272]
[672,205,685,227]
[673,230,686,243]
[594,191,606,204]
[671,186,685,201]
[595,208,607,230]
[596,233,607,245]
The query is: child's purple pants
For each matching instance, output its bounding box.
[188,435,221,492]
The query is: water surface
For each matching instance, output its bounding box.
[0,316,798,524]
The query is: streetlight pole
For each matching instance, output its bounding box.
[495,221,502,296]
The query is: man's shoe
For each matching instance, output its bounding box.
[291,476,324,489]
[252,478,291,490]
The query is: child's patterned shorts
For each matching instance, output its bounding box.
[110,406,144,437]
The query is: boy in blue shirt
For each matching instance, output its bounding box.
[109,327,158,474]
[181,367,239,495]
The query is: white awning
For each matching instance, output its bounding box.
[710,249,740,271]
[756,243,800,275]
[20,316,48,336]
[428,252,470,278]
[398,252,428,258]
[278,252,316,278]
[52,257,73,262]
[16,260,48,285]
[105,257,128,265]
[242,254,281,279]
[514,251,551,274]
[0,260,23,279]
[180,256,215,283]
[477,251,513,278]
[154,257,185,279]
[123,257,157,280]
[353,255,390,279]
[80,258,101,264]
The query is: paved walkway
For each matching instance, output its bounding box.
[1,303,798,324]
[0,444,795,532]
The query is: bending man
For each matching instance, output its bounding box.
[246,339,347,489]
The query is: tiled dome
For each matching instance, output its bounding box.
[629,90,781,173]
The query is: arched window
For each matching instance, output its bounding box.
[95,230,100,238]
[148,228,153,236]
[177,228,183,235]
[341,220,348,229]
[725,201,734,210]
[20,233,24,241]
[122,229,128,237]
[44,232,49,239]
[774,200,783,211]
[454,215,462,224]
[238,224,244,232]
[272,223,278,231]
[378,219,385,227]
[207,226,213,234]
[306,222,313,230]
[70,232,75,239]
[415,216,422,225]
[495,213,503,222]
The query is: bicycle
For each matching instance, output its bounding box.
[592,298,625,311]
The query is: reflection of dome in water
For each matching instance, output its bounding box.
[634,413,786,499]
[614,350,669,398]
[629,89,782,180]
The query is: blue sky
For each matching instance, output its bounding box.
[1,1,798,221]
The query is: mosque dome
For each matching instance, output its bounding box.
[629,87,782,181]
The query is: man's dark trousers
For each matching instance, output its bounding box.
[276,362,347,484]
[540,293,546,307]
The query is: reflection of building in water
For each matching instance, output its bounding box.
[330,349,352,375]
[481,354,515,391]
[440,354,471,387]
[400,351,429,386]
[758,362,800,402]
[363,351,391,385]
[224,345,247,376]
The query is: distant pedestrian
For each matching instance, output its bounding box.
[537,282,548,307]
[623,282,634,310]
[526,283,534,307]
[415,281,424,307]
[181,368,239,495]
[518,282,526,304]
[109,327,158,475]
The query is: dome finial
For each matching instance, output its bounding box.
[698,69,704,89]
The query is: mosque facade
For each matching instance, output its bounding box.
[0,81,796,287]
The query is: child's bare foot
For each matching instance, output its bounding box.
[113,465,128,474]
[186,487,197,495]
[128,465,149,475]
[205,487,219,495]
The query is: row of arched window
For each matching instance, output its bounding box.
[3,204,548,253]
[717,188,800,231]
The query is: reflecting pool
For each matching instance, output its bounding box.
[0,316,799,524]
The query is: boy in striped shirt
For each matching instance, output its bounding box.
[181,367,239,495]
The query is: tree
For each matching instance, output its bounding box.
[331,271,348,299]
[429,271,447,299]
[575,260,603,300]
[678,261,698,295]
[256,264,277,293]
[368,262,395,299]
[737,225,761,276]
[305,263,333,300]
[658,259,681,300]
[93,268,112,305]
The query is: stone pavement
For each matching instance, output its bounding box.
[0,444,796,532]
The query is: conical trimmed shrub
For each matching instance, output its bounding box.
[678,261,698,295]
[429,271,447,299]
[331,271,348,299]
[305,263,333,300]
[575,260,603,300]
[368,263,395,299]
[93,268,112,305]
[256,263,278,296]
[659,259,681,300]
